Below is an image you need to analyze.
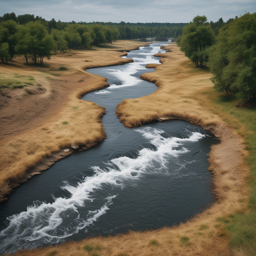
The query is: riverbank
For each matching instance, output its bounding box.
[2,42,250,255]
[0,40,147,202]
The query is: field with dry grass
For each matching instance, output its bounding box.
[1,42,251,255]
[0,40,146,201]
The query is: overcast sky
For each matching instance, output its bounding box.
[1,0,256,23]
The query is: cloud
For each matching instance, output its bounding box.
[0,0,255,22]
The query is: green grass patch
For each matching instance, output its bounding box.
[0,73,35,89]
[180,236,189,244]
[47,251,58,256]
[62,121,68,125]
[24,88,33,95]
[59,66,68,71]
[208,90,256,254]
[83,244,94,252]
[149,239,159,246]
[83,244,101,254]
[199,224,209,230]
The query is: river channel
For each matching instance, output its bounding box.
[0,42,219,254]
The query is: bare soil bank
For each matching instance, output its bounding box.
[2,43,249,255]
[0,40,147,202]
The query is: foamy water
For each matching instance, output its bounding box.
[95,45,162,94]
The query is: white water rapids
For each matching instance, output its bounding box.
[0,127,205,254]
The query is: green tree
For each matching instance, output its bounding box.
[193,15,207,26]
[104,26,114,43]
[0,42,10,63]
[17,14,35,24]
[48,18,57,30]
[209,13,256,101]
[51,29,68,53]
[180,16,215,67]
[2,12,17,22]
[0,20,18,59]
[82,32,93,48]
[64,25,82,48]
[25,21,56,64]
[92,24,106,46]
[15,25,30,64]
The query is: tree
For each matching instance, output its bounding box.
[82,32,93,48]
[17,14,35,24]
[2,12,17,22]
[180,16,215,67]
[0,20,18,59]
[92,24,106,46]
[64,25,82,48]
[24,21,56,64]
[0,43,10,63]
[193,15,207,26]
[15,25,30,64]
[51,29,68,53]
[209,13,256,101]
[48,18,57,30]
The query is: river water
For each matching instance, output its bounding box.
[0,42,219,254]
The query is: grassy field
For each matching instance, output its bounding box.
[0,71,35,89]
[201,90,256,255]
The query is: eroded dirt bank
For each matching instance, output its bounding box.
[2,43,249,256]
[0,40,147,202]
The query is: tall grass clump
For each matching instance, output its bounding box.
[149,239,159,246]
[59,66,68,71]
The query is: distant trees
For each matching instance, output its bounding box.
[180,15,215,67]
[51,29,68,53]
[15,21,56,64]
[0,12,187,65]
[208,13,256,101]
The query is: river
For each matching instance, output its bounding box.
[0,42,219,254]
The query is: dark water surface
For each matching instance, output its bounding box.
[0,42,219,254]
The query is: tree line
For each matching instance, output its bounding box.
[0,12,187,65]
[0,20,121,64]
[177,13,256,102]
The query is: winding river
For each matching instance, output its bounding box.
[0,42,219,254]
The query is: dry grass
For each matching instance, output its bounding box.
[0,40,147,201]
[5,43,250,255]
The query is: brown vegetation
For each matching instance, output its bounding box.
[0,40,147,202]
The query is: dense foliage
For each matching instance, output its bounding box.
[179,13,256,102]
[0,12,186,65]
[179,16,215,67]
[208,13,256,101]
